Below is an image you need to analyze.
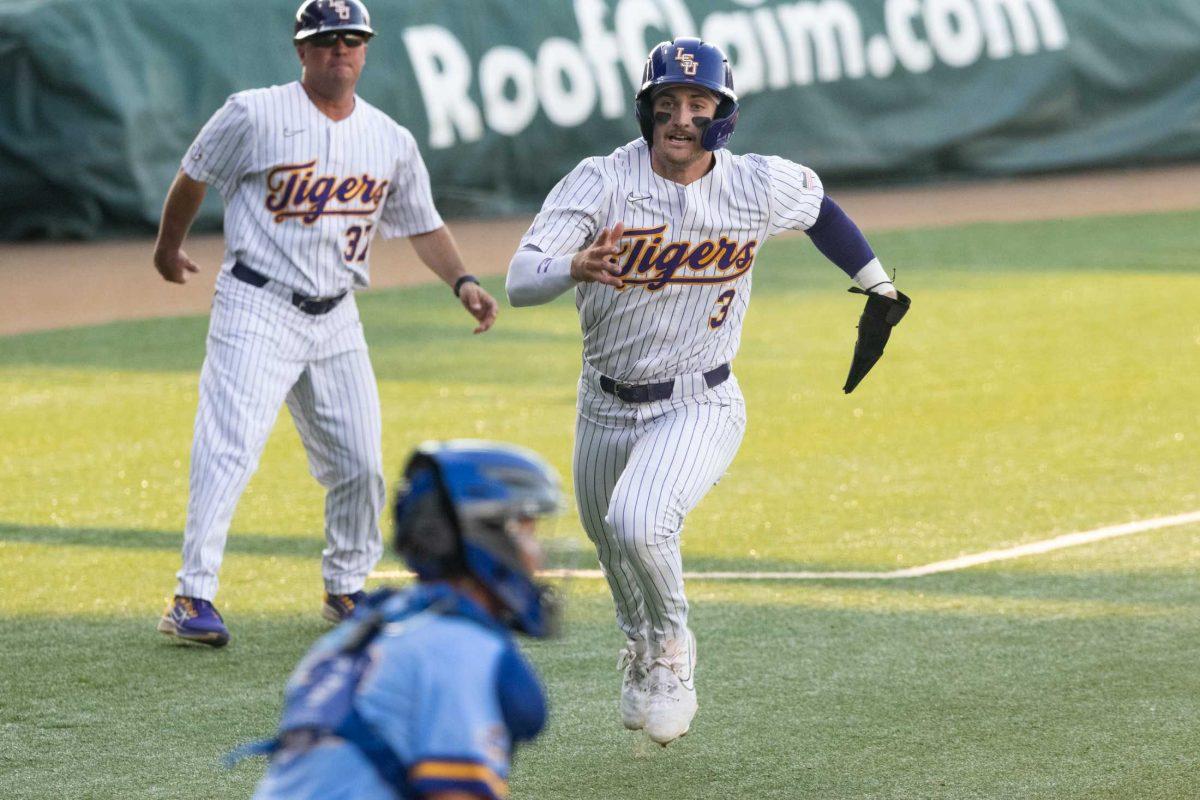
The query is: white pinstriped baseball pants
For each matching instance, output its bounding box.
[574,363,747,645]
[176,270,385,601]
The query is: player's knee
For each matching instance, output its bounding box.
[208,448,257,480]
[606,497,676,562]
[334,456,384,491]
[578,515,609,546]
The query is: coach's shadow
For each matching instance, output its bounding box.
[0,521,586,573]
[0,521,322,558]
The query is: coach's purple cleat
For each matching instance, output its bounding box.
[322,590,368,623]
[157,595,230,647]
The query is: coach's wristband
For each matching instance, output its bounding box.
[453,274,480,297]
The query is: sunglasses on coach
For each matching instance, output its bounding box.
[309,31,369,48]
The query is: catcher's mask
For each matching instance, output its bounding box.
[635,37,739,152]
[392,440,564,638]
[294,0,375,42]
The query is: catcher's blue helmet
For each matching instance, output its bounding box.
[393,440,564,637]
[294,0,375,42]
[636,37,739,151]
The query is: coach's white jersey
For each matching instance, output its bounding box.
[184,81,443,297]
[520,138,824,382]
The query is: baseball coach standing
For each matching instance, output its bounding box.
[153,0,498,647]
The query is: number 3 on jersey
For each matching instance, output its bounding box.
[343,224,373,263]
[709,289,736,329]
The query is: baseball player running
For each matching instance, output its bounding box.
[243,440,563,800]
[154,0,498,647]
[506,37,904,745]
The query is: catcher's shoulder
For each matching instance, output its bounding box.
[376,607,511,680]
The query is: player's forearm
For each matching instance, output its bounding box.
[505,248,576,307]
[805,195,895,295]
[409,226,471,286]
[154,170,206,256]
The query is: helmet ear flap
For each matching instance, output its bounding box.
[635,95,655,143]
[393,455,464,577]
[700,101,739,151]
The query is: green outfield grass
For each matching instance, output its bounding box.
[1,210,1198,798]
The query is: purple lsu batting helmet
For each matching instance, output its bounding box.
[294,0,375,42]
[635,37,739,152]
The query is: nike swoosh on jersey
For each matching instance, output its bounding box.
[627,193,652,203]
[283,128,305,137]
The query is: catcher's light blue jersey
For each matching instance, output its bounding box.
[252,584,544,800]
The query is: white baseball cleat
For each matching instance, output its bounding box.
[617,639,650,730]
[644,629,697,745]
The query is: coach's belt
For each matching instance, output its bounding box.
[599,363,730,404]
[232,261,347,316]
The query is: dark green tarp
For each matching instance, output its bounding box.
[1,0,1198,238]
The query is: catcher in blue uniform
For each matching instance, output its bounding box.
[243,440,563,800]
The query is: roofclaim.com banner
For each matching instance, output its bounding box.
[1,0,1197,236]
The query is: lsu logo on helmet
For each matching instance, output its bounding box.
[674,47,699,77]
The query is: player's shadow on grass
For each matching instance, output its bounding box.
[0,522,323,558]
[6,522,1194,608]
[0,522,588,572]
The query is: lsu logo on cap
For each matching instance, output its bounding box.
[674,47,699,76]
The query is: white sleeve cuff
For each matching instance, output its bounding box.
[852,258,893,293]
[505,249,577,307]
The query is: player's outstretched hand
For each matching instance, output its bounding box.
[154,249,200,284]
[459,282,499,334]
[570,223,626,288]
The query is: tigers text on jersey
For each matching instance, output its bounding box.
[184,81,442,298]
[520,138,824,383]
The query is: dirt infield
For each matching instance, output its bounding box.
[3,163,1197,336]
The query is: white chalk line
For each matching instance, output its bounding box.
[370,510,1200,582]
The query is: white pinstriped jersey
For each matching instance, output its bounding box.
[184,81,443,298]
[520,138,824,383]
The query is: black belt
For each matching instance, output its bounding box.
[232,261,347,316]
[599,363,730,404]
